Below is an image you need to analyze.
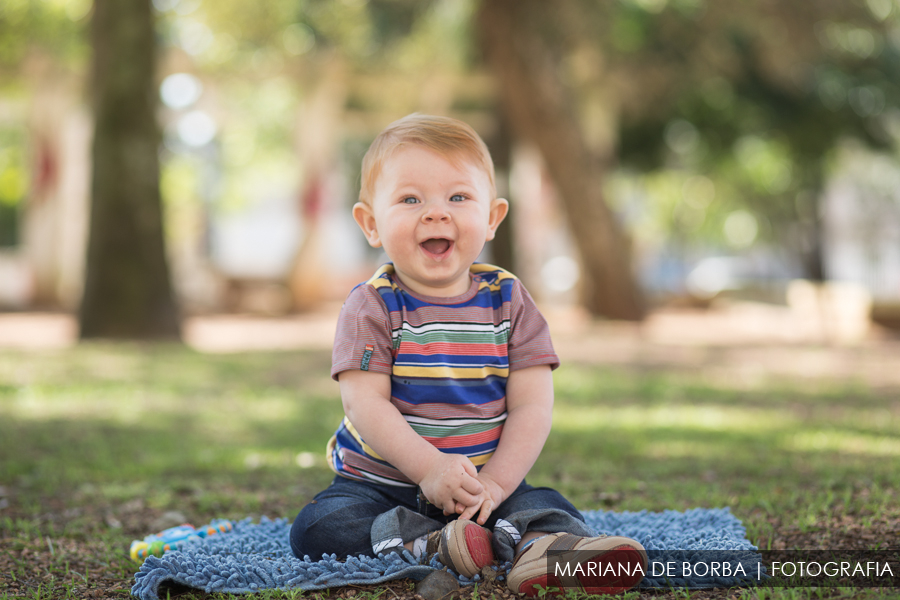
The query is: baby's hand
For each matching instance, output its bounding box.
[418,453,483,515]
[457,472,507,525]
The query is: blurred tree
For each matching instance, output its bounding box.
[478,0,646,320]
[601,0,899,280]
[79,0,181,339]
[479,0,899,313]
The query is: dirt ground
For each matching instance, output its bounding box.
[3,300,899,391]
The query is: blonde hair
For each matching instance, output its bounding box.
[359,113,496,205]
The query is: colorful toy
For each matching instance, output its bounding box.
[129,519,233,562]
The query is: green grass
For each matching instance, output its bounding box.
[1,343,899,599]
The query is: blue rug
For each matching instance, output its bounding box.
[131,508,762,599]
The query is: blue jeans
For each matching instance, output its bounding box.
[290,476,596,564]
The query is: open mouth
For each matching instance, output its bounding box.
[420,238,453,257]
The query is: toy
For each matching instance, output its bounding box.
[129,519,233,562]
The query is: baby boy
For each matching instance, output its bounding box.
[290,114,646,596]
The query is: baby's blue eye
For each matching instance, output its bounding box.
[402,196,419,204]
[450,194,465,202]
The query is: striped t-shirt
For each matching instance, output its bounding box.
[326,263,560,487]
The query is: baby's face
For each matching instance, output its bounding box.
[353,145,507,298]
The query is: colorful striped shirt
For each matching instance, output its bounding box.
[327,263,559,487]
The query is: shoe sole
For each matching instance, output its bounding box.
[443,521,494,578]
[513,537,646,596]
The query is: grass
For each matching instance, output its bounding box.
[0,342,898,599]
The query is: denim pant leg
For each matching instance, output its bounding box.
[484,482,597,564]
[291,476,426,560]
[370,505,448,556]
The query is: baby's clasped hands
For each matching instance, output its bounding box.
[456,471,507,525]
[417,453,483,515]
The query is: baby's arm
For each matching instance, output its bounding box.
[339,369,484,513]
[458,364,554,524]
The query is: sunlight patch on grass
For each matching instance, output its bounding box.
[787,431,900,456]
[92,481,152,502]
[242,449,304,470]
[3,385,301,428]
[552,404,797,432]
[0,346,144,384]
[835,407,900,434]
[7,385,152,424]
[643,439,721,458]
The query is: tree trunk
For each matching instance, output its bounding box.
[797,165,826,283]
[477,0,645,320]
[79,0,180,339]
[484,112,515,272]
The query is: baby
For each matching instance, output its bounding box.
[290,114,646,595]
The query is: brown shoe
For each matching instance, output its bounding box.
[424,519,494,578]
[507,533,647,596]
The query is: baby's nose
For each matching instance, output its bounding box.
[422,203,450,221]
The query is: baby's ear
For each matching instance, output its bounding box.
[352,202,383,248]
[485,198,509,241]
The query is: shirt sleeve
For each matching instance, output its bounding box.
[507,279,561,371]
[331,284,395,380]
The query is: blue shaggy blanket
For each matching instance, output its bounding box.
[131,508,762,599]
